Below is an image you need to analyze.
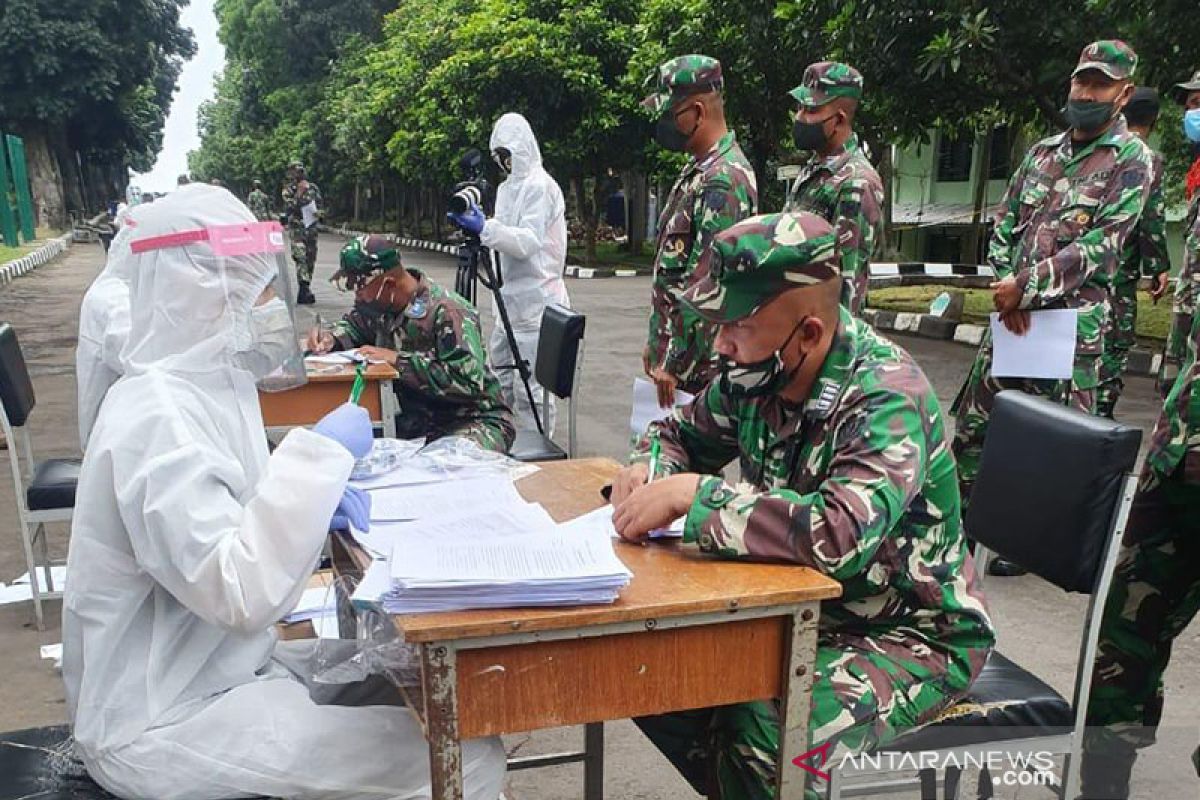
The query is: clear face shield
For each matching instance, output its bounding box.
[130,221,308,392]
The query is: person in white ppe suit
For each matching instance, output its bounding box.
[448,112,569,436]
[74,201,141,448]
[62,184,506,800]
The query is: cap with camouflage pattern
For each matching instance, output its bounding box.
[1174,68,1200,102]
[641,55,724,116]
[335,234,401,289]
[682,212,839,324]
[788,61,864,108]
[1072,40,1138,81]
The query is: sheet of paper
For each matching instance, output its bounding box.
[301,201,318,228]
[559,504,683,540]
[630,377,695,437]
[989,309,1077,380]
[0,583,33,605]
[368,476,524,522]
[284,585,335,623]
[311,613,341,639]
[14,566,67,589]
[354,500,554,559]
[305,348,389,366]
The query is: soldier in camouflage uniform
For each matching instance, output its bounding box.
[246,180,272,222]
[1096,88,1171,418]
[306,235,515,452]
[610,212,994,800]
[641,55,758,408]
[951,41,1154,541]
[783,62,884,316]
[281,161,322,305]
[1083,74,1200,800]
[1159,74,1200,395]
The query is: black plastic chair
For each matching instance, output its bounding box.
[510,304,585,462]
[0,323,81,630]
[825,390,1142,799]
[0,725,115,800]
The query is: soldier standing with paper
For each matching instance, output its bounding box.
[951,41,1154,577]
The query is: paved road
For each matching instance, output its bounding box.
[0,234,1193,799]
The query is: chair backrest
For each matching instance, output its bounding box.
[0,324,35,429]
[535,304,585,399]
[965,390,1141,594]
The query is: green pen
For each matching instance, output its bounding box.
[648,431,661,484]
[349,361,366,405]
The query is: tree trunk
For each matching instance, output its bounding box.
[353,178,361,226]
[49,128,85,217]
[967,129,994,264]
[623,170,647,256]
[573,178,596,266]
[878,146,895,259]
[15,124,66,230]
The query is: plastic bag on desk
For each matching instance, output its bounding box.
[311,579,422,688]
[350,437,426,481]
[413,435,540,481]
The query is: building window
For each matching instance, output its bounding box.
[937,134,972,182]
[988,126,1012,180]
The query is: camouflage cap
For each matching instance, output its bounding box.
[788,62,864,108]
[641,54,724,116]
[1072,40,1138,81]
[1173,68,1200,102]
[338,234,400,277]
[681,212,839,324]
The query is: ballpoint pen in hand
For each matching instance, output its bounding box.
[647,432,661,484]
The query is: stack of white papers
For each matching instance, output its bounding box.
[351,501,632,613]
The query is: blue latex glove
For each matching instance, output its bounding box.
[330,485,371,532]
[312,402,373,459]
[447,202,485,235]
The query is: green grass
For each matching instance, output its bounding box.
[0,242,33,262]
[869,285,1172,345]
[567,241,654,270]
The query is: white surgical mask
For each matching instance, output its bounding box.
[233,297,296,378]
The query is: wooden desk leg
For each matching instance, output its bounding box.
[583,722,604,799]
[423,641,464,800]
[776,601,822,800]
[380,380,398,438]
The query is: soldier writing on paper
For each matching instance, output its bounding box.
[609,211,994,800]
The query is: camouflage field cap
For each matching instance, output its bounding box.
[641,54,724,115]
[1073,40,1138,81]
[1174,68,1200,101]
[788,61,864,108]
[338,234,400,277]
[682,212,839,324]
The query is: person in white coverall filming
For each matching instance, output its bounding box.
[62,184,505,800]
[448,112,570,436]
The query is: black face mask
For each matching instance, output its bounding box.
[1064,100,1116,133]
[792,115,835,151]
[719,318,809,398]
[654,106,700,152]
[492,148,512,174]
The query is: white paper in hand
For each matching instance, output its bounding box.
[301,201,318,228]
[630,377,695,437]
[989,309,1077,380]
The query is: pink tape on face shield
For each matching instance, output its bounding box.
[131,221,285,256]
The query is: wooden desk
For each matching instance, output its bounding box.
[259,361,399,437]
[331,458,842,800]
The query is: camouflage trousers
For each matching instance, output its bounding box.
[396,414,515,455]
[289,225,319,285]
[634,641,971,800]
[951,336,1098,505]
[1082,475,1200,798]
[1097,282,1138,419]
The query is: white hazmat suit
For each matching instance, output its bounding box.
[62,185,505,800]
[75,207,138,448]
[480,113,570,436]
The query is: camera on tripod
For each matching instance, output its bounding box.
[447,149,492,219]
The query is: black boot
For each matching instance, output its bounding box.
[297,281,316,305]
[986,556,1028,577]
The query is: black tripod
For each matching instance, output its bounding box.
[455,237,545,435]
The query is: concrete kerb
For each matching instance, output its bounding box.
[0,232,74,288]
[314,232,1164,377]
